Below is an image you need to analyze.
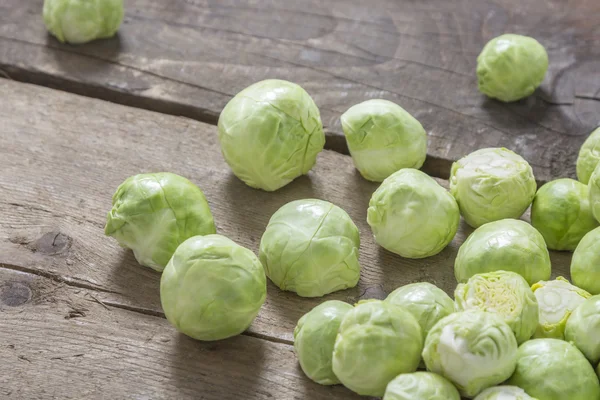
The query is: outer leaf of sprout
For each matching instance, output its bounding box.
[474,386,538,400]
[571,227,600,295]
[565,295,600,364]
[577,127,600,184]
[382,371,460,400]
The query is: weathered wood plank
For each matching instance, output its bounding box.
[1,0,598,182]
[0,79,572,348]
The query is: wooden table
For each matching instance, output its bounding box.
[0,0,596,399]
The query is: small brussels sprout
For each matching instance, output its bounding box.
[577,127,600,184]
[589,163,600,223]
[259,199,360,297]
[476,34,548,102]
[422,311,518,398]
[508,339,600,400]
[160,235,266,341]
[105,172,216,271]
[383,372,461,400]
[367,169,459,258]
[474,386,537,400]
[340,99,427,182]
[454,219,551,285]
[565,295,600,365]
[332,300,423,396]
[449,148,536,228]
[293,300,353,385]
[385,282,454,339]
[571,227,600,294]
[531,178,598,251]
[43,0,124,44]
[217,79,324,191]
[531,277,591,339]
[455,271,538,344]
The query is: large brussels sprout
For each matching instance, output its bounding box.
[217,80,324,191]
[590,163,600,223]
[474,386,537,400]
[340,99,427,182]
[454,219,551,285]
[571,227,600,294]
[367,169,459,258]
[449,148,536,228]
[531,178,598,251]
[105,172,216,271]
[293,300,352,385]
[508,339,600,400]
[423,311,518,398]
[565,295,600,365]
[332,300,422,396]
[259,199,360,297]
[385,282,454,339]
[43,0,124,44]
[160,235,266,341]
[532,277,591,339]
[577,127,600,184]
[455,271,538,344]
[476,34,548,102]
[383,372,460,400]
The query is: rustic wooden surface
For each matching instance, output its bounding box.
[1,0,599,183]
[0,80,572,399]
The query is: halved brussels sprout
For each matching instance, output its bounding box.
[383,372,460,400]
[565,295,600,365]
[531,277,591,339]
[449,148,536,228]
[571,227,600,295]
[454,219,551,285]
[474,386,537,400]
[259,199,360,297]
[577,127,600,184]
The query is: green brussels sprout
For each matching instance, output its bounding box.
[160,234,266,341]
[531,277,591,339]
[422,311,518,398]
[382,372,461,400]
[43,0,124,44]
[449,148,536,228]
[590,163,600,223]
[454,219,551,286]
[385,282,454,339]
[105,172,216,271]
[367,169,459,258]
[455,271,538,344]
[340,99,427,182]
[476,34,548,102]
[259,199,360,297]
[217,79,324,191]
[565,295,600,365]
[531,178,598,251]
[577,127,600,184]
[293,300,353,385]
[571,227,600,294]
[474,386,537,400]
[332,300,423,396]
[508,339,600,400]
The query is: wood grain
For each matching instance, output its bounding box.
[1,0,599,182]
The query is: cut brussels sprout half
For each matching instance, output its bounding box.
[474,386,537,400]
[565,295,600,365]
[383,371,460,400]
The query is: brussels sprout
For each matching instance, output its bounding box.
[571,227,600,294]
[367,169,459,258]
[531,178,598,251]
[577,127,600,184]
[455,271,538,344]
[383,372,460,400]
[590,163,600,223]
[332,300,422,396]
[385,282,454,339]
[340,99,427,182]
[160,235,266,341]
[454,219,551,285]
[43,0,124,44]
[531,277,591,339]
[565,295,600,364]
[508,339,600,400]
[259,199,360,297]
[474,386,537,400]
[293,300,352,385]
[217,79,324,191]
[105,172,216,271]
[476,34,548,102]
[449,148,536,228]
